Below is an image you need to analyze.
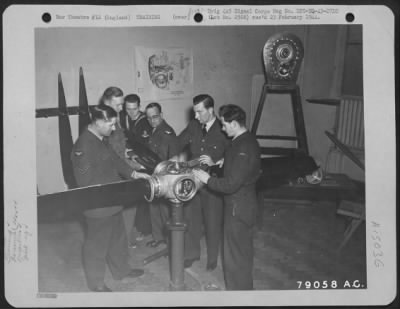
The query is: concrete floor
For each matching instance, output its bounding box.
[38,199,366,292]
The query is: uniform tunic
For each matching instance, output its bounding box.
[106,121,127,161]
[71,128,134,290]
[207,131,261,290]
[147,120,179,161]
[71,128,134,217]
[106,120,142,170]
[106,118,147,241]
[121,111,152,146]
[178,119,230,263]
[178,119,229,163]
[120,111,153,236]
[147,120,180,242]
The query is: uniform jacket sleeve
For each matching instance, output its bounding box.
[108,124,127,159]
[109,148,135,179]
[71,129,136,189]
[207,151,250,194]
[167,131,180,159]
[71,141,95,187]
[177,120,194,153]
[71,139,134,187]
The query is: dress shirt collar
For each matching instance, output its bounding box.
[204,116,216,132]
[152,119,166,134]
[232,129,247,141]
[88,126,104,141]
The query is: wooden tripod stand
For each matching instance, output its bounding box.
[251,83,309,156]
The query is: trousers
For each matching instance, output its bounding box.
[134,202,152,235]
[150,200,169,242]
[223,207,254,290]
[184,188,223,263]
[83,211,131,290]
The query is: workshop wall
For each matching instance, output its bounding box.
[36,25,349,193]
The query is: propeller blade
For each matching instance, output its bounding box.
[37,179,151,212]
[58,73,76,189]
[78,67,91,134]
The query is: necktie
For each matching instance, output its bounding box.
[202,124,207,136]
[102,137,110,151]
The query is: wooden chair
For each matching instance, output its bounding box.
[336,199,365,251]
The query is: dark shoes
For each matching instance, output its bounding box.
[128,242,137,249]
[126,268,144,278]
[206,261,217,271]
[135,233,145,241]
[184,258,200,269]
[121,268,145,283]
[146,239,166,248]
[90,284,112,292]
[91,269,144,290]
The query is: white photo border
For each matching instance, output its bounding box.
[3,4,396,307]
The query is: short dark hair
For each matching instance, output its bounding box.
[193,94,214,109]
[145,102,162,113]
[125,94,141,105]
[99,87,123,105]
[90,104,118,122]
[219,104,246,126]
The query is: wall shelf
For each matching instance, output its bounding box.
[306,97,341,106]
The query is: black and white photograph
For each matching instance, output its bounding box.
[3,4,397,307]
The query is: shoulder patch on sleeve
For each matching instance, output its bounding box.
[72,149,91,174]
[164,130,172,135]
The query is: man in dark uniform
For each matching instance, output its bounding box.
[99,88,145,169]
[99,88,144,248]
[99,87,126,160]
[193,104,261,290]
[176,94,230,270]
[71,104,147,292]
[120,94,153,243]
[145,102,180,248]
[120,94,151,146]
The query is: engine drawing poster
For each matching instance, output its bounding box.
[135,47,193,101]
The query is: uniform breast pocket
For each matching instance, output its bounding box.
[207,144,220,156]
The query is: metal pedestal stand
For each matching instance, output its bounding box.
[167,200,187,290]
[142,160,201,291]
[143,199,187,291]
